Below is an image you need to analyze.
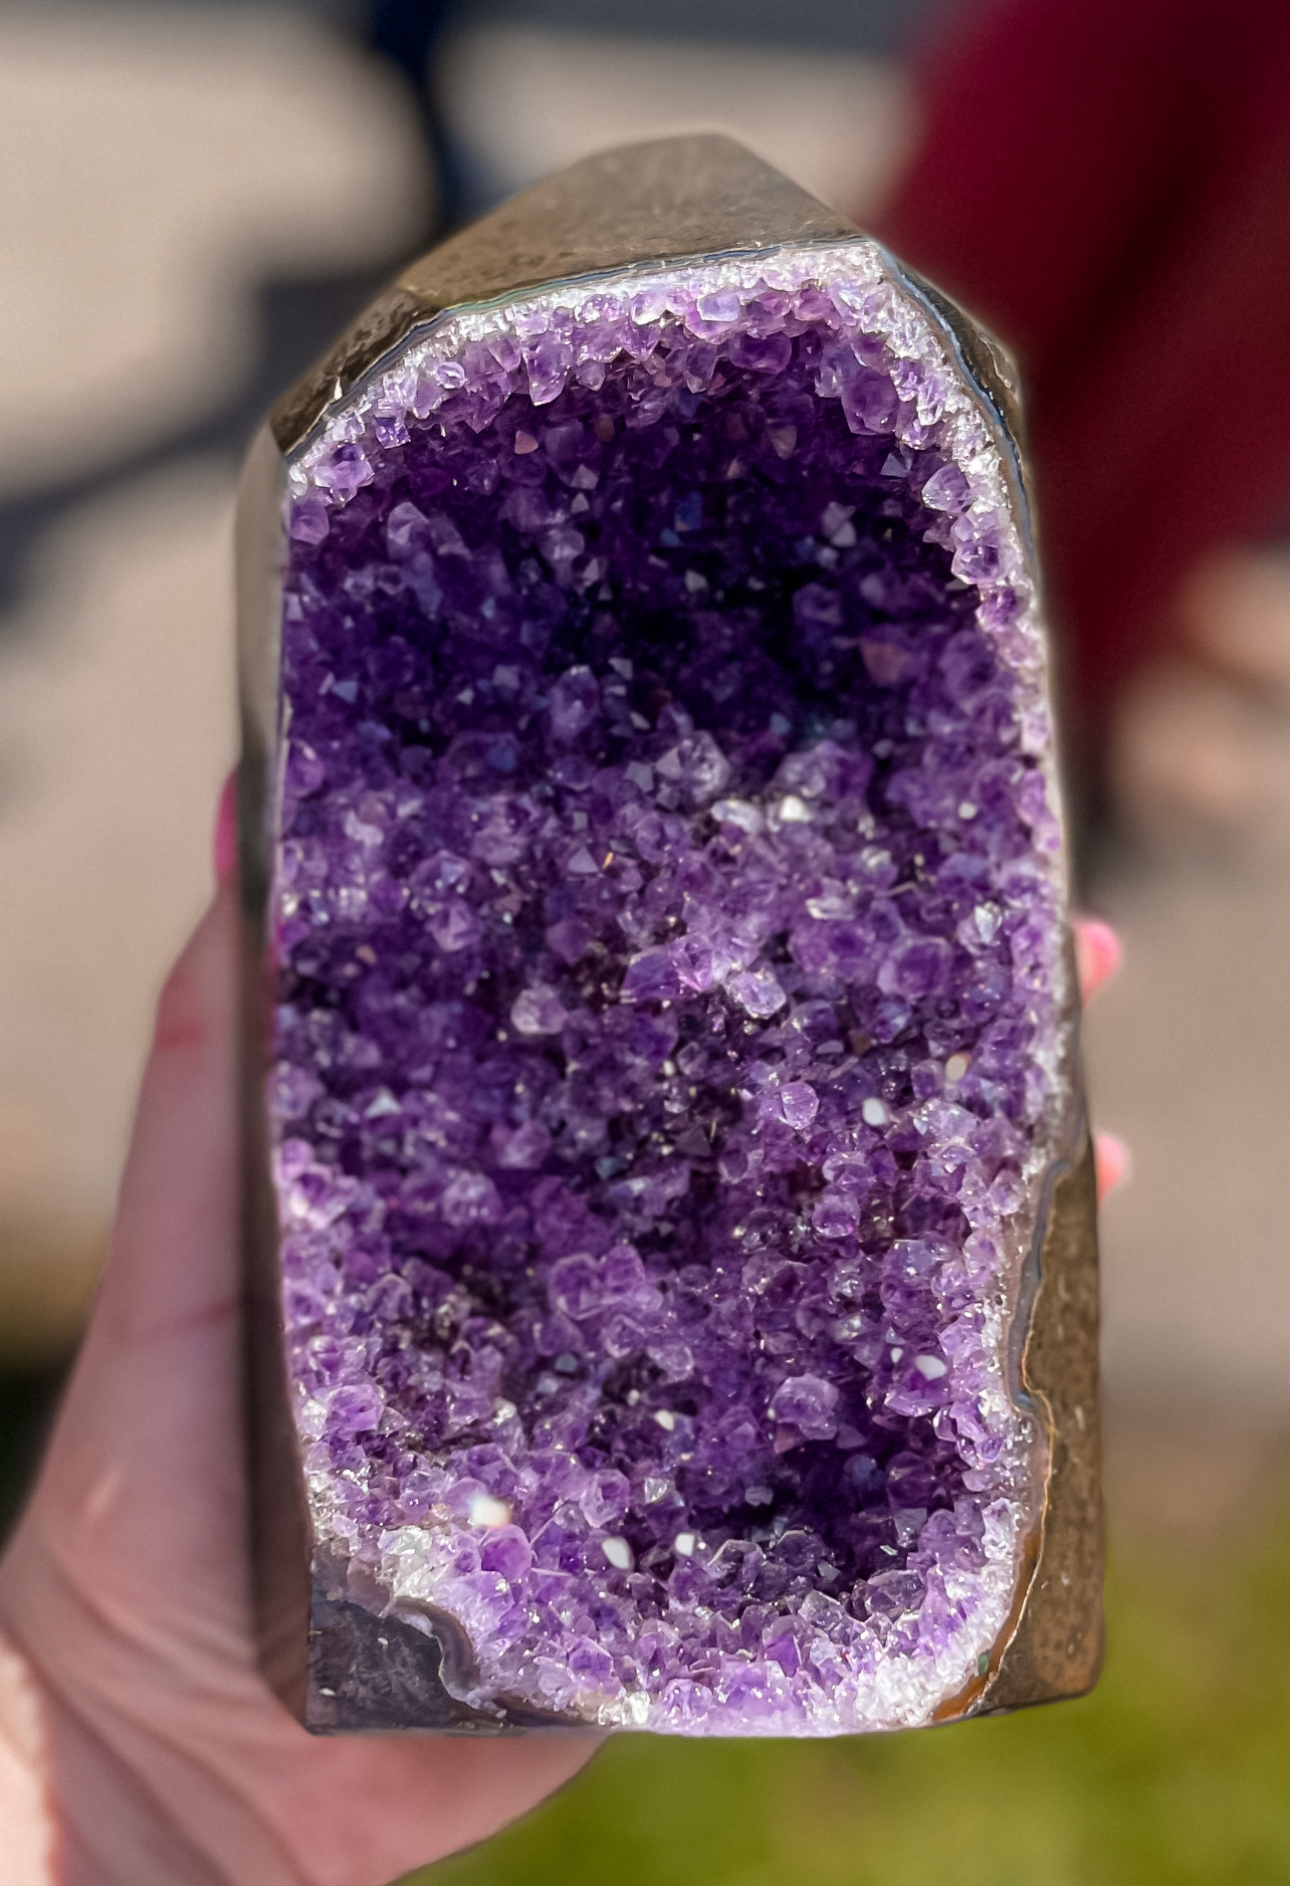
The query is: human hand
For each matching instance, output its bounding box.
[0,818,596,1886]
[0,803,1125,1883]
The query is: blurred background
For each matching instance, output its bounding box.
[3,0,1290,1878]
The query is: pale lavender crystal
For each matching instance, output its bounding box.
[270,252,1070,1734]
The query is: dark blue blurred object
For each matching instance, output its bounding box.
[372,0,930,62]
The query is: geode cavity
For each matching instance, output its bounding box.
[237,137,1100,1737]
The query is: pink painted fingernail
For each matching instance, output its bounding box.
[1073,916,1122,998]
[214,772,238,884]
[1094,1130,1130,1201]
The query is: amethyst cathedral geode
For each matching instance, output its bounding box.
[237,138,1100,1736]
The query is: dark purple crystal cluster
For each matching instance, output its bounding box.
[271,254,1070,1732]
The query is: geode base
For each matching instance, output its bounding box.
[237,136,1100,1737]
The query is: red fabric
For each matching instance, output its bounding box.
[875,0,1290,741]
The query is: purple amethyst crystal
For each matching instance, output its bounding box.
[263,243,1074,1734]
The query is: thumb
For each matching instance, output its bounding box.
[3,885,244,1631]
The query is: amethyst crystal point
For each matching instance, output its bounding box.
[238,136,1100,1737]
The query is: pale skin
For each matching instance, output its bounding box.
[0,802,1126,1885]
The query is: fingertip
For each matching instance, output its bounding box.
[1094,1129,1130,1201]
[1073,915,1122,1003]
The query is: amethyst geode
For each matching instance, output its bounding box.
[238,138,1099,1736]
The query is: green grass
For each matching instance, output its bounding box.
[410,1487,1290,1886]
